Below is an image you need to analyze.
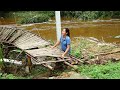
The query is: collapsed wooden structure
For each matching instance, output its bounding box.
[0,26,81,70]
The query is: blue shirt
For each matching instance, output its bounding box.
[60,35,71,54]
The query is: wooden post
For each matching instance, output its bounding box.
[55,11,61,41]
[25,55,32,73]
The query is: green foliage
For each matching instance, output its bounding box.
[17,14,50,24]
[8,48,26,61]
[0,73,25,79]
[1,11,120,24]
[78,61,120,79]
[71,38,90,58]
[88,52,95,59]
[75,11,98,21]
[49,40,55,46]
[11,49,22,53]
[61,11,120,20]
[9,11,54,24]
[0,44,4,69]
[30,66,49,75]
[70,45,81,58]
[0,44,3,60]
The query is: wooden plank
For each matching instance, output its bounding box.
[25,47,68,58]
[31,56,74,64]
[31,59,65,65]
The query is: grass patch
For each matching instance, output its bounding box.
[71,38,89,58]
[78,61,120,79]
[0,73,26,79]
[70,37,98,59]
[70,37,118,59]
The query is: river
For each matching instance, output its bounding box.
[0,18,120,44]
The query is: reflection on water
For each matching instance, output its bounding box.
[0,18,120,44]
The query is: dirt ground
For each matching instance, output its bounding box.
[49,71,90,79]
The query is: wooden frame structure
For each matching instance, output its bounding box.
[0,26,82,70]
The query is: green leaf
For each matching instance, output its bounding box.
[11,49,22,53]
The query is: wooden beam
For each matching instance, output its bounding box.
[94,48,120,56]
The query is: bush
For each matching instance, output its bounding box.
[61,11,120,20]
[17,14,50,24]
[7,11,54,24]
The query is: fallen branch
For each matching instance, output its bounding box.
[69,55,84,63]
[42,63,54,70]
[64,61,78,71]
[95,49,120,56]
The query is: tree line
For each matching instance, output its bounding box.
[0,11,120,24]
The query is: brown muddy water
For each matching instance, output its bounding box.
[0,18,120,44]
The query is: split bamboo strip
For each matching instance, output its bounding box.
[8,29,24,43]
[0,27,7,36]
[14,33,36,45]
[5,28,16,42]
[14,32,32,43]
[0,27,10,41]
[25,47,68,58]
[1,28,13,41]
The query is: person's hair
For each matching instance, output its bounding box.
[64,28,70,37]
